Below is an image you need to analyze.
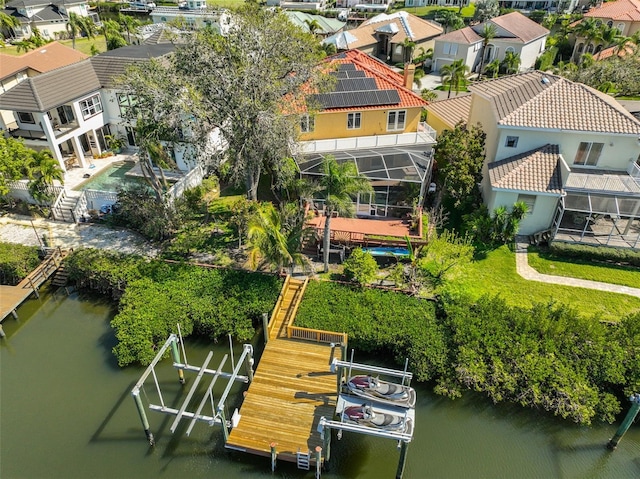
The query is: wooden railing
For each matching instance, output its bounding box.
[287,326,347,345]
[283,277,308,332]
[23,247,64,291]
[267,275,291,339]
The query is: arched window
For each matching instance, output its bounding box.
[607,20,613,28]
[505,46,515,54]
[616,23,625,33]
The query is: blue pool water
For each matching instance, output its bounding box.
[361,247,410,257]
[73,161,144,192]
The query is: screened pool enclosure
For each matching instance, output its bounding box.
[296,146,434,218]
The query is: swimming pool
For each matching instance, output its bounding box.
[72,161,145,192]
[361,247,410,258]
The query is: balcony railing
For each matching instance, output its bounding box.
[299,126,436,154]
[628,161,640,186]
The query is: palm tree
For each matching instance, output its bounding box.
[501,51,521,74]
[571,18,599,61]
[438,10,464,33]
[0,11,20,41]
[14,38,36,53]
[118,13,141,44]
[26,150,64,207]
[315,156,372,273]
[477,23,497,78]
[304,18,322,36]
[247,203,312,275]
[440,58,469,99]
[421,88,438,102]
[66,13,82,49]
[484,58,500,78]
[100,19,121,46]
[402,37,416,64]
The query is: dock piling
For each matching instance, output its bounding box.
[270,442,277,472]
[244,344,254,383]
[0,324,5,338]
[11,310,18,320]
[396,441,408,479]
[315,446,322,479]
[322,424,331,467]
[262,313,269,344]
[170,338,185,384]
[132,390,155,446]
[607,393,640,450]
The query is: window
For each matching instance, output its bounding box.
[574,142,604,166]
[300,114,315,133]
[117,93,137,117]
[387,110,406,131]
[505,136,519,148]
[505,46,515,53]
[79,94,102,119]
[347,112,361,129]
[517,194,536,214]
[17,111,35,124]
[442,42,458,55]
[616,23,624,33]
[57,105,74,125]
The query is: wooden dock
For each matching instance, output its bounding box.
[0,247,66,322]
[226,276,347,465]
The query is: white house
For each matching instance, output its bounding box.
[1,0,99,40]
[432,12,549,73]
[405,0,469,8]
[426,71,640,249]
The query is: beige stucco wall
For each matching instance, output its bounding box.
[494,127,640,171]
[489,190,560,235]
[468,94,500,160]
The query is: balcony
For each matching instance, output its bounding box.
[299,123,436,154]
[565,167,640,197]
[6,122,48,142]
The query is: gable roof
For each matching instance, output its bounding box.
[285,11,345,35]
[483,12,549,43]
[584,0,640,21]
[333,11,442,50]
[489,144,563,194]
[0,44,175,112]
[468,71,640,135]
[0,42,87,81]
[437,12,548,45]
[7,0,84,7]
[425,94,471,127]
[311,50,427,113]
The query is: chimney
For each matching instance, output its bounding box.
[403,63,416,90]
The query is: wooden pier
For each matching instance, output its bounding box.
[0,247,67,323]
[226,276,347,466]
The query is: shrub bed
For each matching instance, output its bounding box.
[0,243,40,285]
[550,241,640,267]
[65,249,282,366]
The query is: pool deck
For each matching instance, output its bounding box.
[63,152,139,190]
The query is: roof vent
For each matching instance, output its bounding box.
[40,49,47,53]
[541,77,550,85]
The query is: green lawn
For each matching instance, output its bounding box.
[446,245,640,321]
[528,249,640,290]
[1,37,107,56]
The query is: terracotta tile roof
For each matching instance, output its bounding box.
[306,50,427,113]
[437,26,481,44]
[592,42,636,60]
[468,71,640,135]
[0,42,87,82]
[486,12,549,43]
[341,11,442,50]
[584,0,640,21]
[425,94,471,127]
[489,144,563,193]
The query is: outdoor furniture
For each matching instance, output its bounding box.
[317,243,346,263]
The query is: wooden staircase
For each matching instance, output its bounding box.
[267,276,308,340]
[50,263,70,287]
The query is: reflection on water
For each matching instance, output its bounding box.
[1,289,639,479]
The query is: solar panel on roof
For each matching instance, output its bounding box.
[337,64,356,71]
[335,70,367,79]
[313,89,401,109]
[335,78,378,92]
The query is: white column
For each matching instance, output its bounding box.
[39,112,66,172]
[72,136,88,168]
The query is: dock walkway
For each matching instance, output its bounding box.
[226,276,346,465]
[0,247,66,322]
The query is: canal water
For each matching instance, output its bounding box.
[1,289,639,479]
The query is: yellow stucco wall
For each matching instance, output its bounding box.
[300,107,423,140]
[424,109,454,137]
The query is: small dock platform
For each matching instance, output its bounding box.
[226,338,337,462]
[0,247,67,322]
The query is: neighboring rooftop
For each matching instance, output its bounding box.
[468,71,640,135]
[0,41,88,81]
[6,0,84,7]
[584,0,640,21]
[90,44,176,87]
[324,11,442,50]
[437,11,548,45]
[489,144,563,194]
[285,11,345,35]
[424,95,471,127]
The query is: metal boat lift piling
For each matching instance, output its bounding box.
[131,330,254,446]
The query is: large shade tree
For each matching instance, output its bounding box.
[314,157,372,273]
[120,4,329,202]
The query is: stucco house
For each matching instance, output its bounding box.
[295,50,437,218]
[425,71,640,249]
[581,0,640,37]
[323,11,443,64]
[1,0,99,40]
[432,12,549,73]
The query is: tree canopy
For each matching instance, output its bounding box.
[119,4,329,201]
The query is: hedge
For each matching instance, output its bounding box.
[0,243,41,286]
[550,241,640,267]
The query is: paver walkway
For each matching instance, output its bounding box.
[0,214,158,257]
[515,241,640,299]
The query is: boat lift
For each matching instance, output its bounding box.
[131,329,254,445]
[319,353,416,479]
